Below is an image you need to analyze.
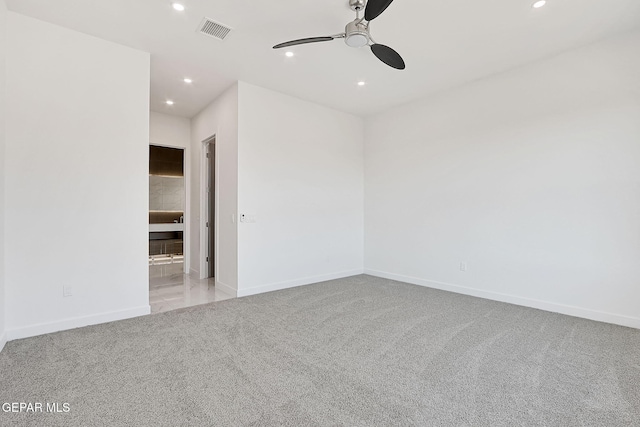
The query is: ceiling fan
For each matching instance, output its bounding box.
[273,0,405,70]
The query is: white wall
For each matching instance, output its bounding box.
[0,0,7,352]
[149,111,191,271]
[237,82,364,296]
[150,111,190,149]
[365,30,640,328]
[5,13,151,339]
[190,84,238,294]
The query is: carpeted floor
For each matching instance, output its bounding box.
[1,275,639,426]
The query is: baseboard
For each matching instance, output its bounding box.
[0,331,7,353]
[5,305,151,342]
[189,268,199,278]
[364,269,640,329]
[215,280,238,298]
[237,269,365,298]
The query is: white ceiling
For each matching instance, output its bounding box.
[6,0,640,118]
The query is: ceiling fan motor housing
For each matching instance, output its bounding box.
[345,20,369,47]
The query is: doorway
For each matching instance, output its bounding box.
[147,141,231,314]
[148,145,185,274]
[203,136,216,279]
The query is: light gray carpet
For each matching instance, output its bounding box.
[1,275,639,426]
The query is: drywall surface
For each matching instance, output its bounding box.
[365,30,640,328]
[0,0,7,351]
[150,111,190,149]
[237,82,364,296]
[190,84,238,294]
[5,13,151,338]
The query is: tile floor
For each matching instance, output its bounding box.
[149,260,234,314]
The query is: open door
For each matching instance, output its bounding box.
[206,138,215,279]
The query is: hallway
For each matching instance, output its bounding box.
[149,262,234,313]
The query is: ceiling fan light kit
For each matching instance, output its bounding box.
[273,0,406,70]
[345,20,369,48]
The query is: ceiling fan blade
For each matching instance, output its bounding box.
[273,36,336,49]
[371,44,405,70]
[364,0,395,21]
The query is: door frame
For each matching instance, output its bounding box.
[199,135,218,280]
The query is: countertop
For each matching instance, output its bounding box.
[149,223,184,232]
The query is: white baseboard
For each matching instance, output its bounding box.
[189,268,199,278]
[364,269,640,329]
[237,269,365,298]
[215,280,237,298]
[0,331,7,353]
[5,305,151,342]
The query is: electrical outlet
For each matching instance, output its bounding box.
[460,262,468,272]
[63,286,73,297]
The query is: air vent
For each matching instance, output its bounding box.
[198,18,232,40]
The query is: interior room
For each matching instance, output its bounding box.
[0,0,639,425]
[149,144,185,271]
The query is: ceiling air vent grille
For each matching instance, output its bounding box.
[198,18,232,40]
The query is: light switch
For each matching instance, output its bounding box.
[240,214,257,223]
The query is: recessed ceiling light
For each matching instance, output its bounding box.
[172,3,185,12]
[357,81,366,86]
[532,0,546,8]
[166,100,174,105]
[183,78,193,84]
[285,51,294,58]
